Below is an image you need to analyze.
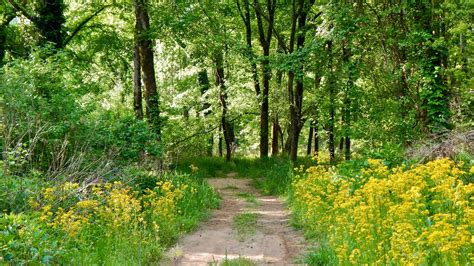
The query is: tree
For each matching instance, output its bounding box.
[253,0,275,158]
[134,0,160,138]
[6,0,109,50]
[214,50,235,161]
[286,0,316,163]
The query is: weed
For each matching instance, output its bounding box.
[235,192,257,204]
[233,212,258,241]
[220,257,256,266]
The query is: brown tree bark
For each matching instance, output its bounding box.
[135,0,160,138]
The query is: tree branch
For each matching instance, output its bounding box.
[170,114,245,148]
[260,8,288,53]
[63,5,112,47]
[6,0,36,24]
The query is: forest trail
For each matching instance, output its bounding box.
[163,175,307,265]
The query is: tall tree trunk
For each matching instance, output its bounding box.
[326,40,336,164]
[253,0,275,158]
[198,70,213,156]
[287,0,316,163]
[307,126,313,155]
[37,0,65,49]
[218,124,223,157]
[214,50,235,161]
[133,45,143,120]
[135,0,160,138]
[342,39,352,160]
[272,114,279,156]
[313,120,319,158]
[237,0,261,96]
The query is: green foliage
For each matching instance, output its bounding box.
[92,114,162,163]
[0,174,45,213]
[0,213,64,264]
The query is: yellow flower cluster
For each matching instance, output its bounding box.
[292,158,473,264]
[189,164,199,173]
[35,180,191,241]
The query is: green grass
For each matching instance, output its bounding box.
[220,257,256,266]
[209,256,256,266]
[236,192,257,204]
[233,212,258,241]
[301,241,338,265]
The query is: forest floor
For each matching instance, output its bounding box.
[162,173,307,265]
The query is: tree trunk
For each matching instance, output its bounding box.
[326,40,336,164]
[214,50,234,161]
[253,0,275,159]
[218,124,223,157]
[0,15,14,66]
[135,0,160,138]
[133,45,143,120]
[287,0,315,163]
[198,70,213,156]
[313,121,319,158]
[37,0,65,49]
[345,135,351,160]
[260,48,270,158]
[307,126,313,155]
[271,114,279,156]
[237,0,261,96]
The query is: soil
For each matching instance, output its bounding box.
[162,174,307,265]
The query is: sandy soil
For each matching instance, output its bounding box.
[162,175,307,266]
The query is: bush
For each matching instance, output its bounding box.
[91,114,162,163]
[0,172,45,213]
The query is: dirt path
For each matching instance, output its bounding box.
[163,176,307,265]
